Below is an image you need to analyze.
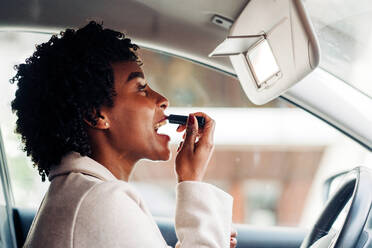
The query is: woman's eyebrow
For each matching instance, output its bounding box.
[126,71,144,82]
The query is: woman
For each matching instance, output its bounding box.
[11,21,236,248]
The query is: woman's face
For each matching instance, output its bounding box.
[102,61,170,162]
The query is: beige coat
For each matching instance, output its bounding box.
[24,152,233,248]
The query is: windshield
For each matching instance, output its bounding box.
[305,0,372,98]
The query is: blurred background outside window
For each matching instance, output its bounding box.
[0,31,370,230]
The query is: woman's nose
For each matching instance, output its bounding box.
[156,92,169,110]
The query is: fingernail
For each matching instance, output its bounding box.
[188,114,194,125]
[177,141,183,152]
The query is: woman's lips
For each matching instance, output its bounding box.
[154,115,168,131]
[155,128,170,143]
[156,133,170,142]
[154,120,167,130]
[154,116,170,142]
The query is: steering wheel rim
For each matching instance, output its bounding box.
[301,167,372,248]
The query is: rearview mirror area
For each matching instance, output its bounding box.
[210,0,320,105]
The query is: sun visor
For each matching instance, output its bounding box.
[209,0,320,105]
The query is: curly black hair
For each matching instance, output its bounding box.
[10,21,140,181]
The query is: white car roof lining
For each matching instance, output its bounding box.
[0,0,248,75]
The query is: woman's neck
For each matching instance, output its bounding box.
[90,146,138,182]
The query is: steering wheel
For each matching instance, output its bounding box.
[300,167,372,248]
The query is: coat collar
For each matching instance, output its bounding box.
[48,152,118,182]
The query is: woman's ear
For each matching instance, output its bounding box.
[83,109,110,130]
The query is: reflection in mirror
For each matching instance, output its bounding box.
[245,39,281,89]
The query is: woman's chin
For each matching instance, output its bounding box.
[151,133,171,161]
[148,146,171,161]
[159,148,171,161]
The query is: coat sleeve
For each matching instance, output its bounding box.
[175,181,233,248]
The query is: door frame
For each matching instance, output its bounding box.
[0,128,18,247]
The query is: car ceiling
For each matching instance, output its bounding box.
[0,0,249,74]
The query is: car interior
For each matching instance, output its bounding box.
[0,0,372,247]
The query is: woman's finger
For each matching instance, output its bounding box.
[230,237,237,248]
[192,112,215,146]
[177,141,184,152]
[182,114,198,152]
[176,125,186,132]
[230,228,237,238]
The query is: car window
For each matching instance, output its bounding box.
[0,31,370,228]
[305,0,372,99]
[0,32,51,210]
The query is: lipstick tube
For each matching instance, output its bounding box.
[168,114,205,128]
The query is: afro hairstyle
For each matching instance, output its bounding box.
[10,21,140,181]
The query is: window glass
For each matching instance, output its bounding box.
[0,32,51,209]
[140,49,283,108]
[305,0,372,98]
[0,32,370,229]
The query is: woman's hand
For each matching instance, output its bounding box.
[175,112,215,183]
[230,228,237,248]
[174,229,237,248]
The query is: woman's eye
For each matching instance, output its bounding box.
[138,83,148,94]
